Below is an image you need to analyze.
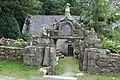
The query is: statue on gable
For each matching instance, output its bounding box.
[65,3,72,19]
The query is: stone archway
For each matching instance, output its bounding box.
[23,3,119,75]
[49,3,100,72]
[35,3,100,74]
[49,3,85,56]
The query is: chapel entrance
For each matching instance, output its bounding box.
[68,44,73,56]
[51,3,85,57]
[55,39,74,56]
[22,3,100,75]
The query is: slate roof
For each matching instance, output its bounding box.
[29,15,80,35]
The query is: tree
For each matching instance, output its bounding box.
[71,0,90,15]
[80,0,120,32]
[0,0,42,31]
[40,0,65,15]
[40,0,89,15]
[0,12,21,39]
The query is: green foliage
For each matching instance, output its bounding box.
[0,12,21,39]
[0,0,42,31]
[101,38,120,53]
[100,29,120,54]
[72,39,83,58]
[40,0,65,15]
[20,34,33,42]
[0,38,27,48]
[0,0,41,14]
[40,0,89,15]
[77,72,120,80]
[80,0,120,32]
[71,0,89,15]
[101,30,120,41]
[0,0,42,39]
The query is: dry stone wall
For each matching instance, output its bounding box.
[0,46,23,60]
[82,48,120,73]
[0,45,56,67]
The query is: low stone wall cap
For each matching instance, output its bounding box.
[0,46,23,49]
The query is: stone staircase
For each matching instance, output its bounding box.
[56,50,64,58]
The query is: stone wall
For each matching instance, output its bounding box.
[0,46,23,60]
[82,48,120,73]
[0,45,56,74]
[23,46,44,66]
[23,46,56,67]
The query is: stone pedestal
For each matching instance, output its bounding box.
[23,46,44,66]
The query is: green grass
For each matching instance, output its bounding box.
[55,57,120,80]
[55,57,79,74]
[77,73,120,80]
[55,58,66,74]
[0,60,43,79]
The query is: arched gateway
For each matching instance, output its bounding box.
[49,3,86,56]
[23,3,100,75]
[39,3,100,72]
[23,3,120,74]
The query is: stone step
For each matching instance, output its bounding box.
[56,53,62,56]
[59,55,65,58]
[43,75,77,80]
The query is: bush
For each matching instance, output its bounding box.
[0,38,27,48]
[100,30,120,42]
[72,39,83,58]
[101,38,120,54]
[0,12,21,39]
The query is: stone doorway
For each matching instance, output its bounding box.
[68,44,73,56]
[56,39,73,56]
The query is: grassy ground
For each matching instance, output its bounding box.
[0,60,43,79]
[55,57,79,74]
[77,73,120,80]
[55,57,120,80]
[0,58,120,80]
